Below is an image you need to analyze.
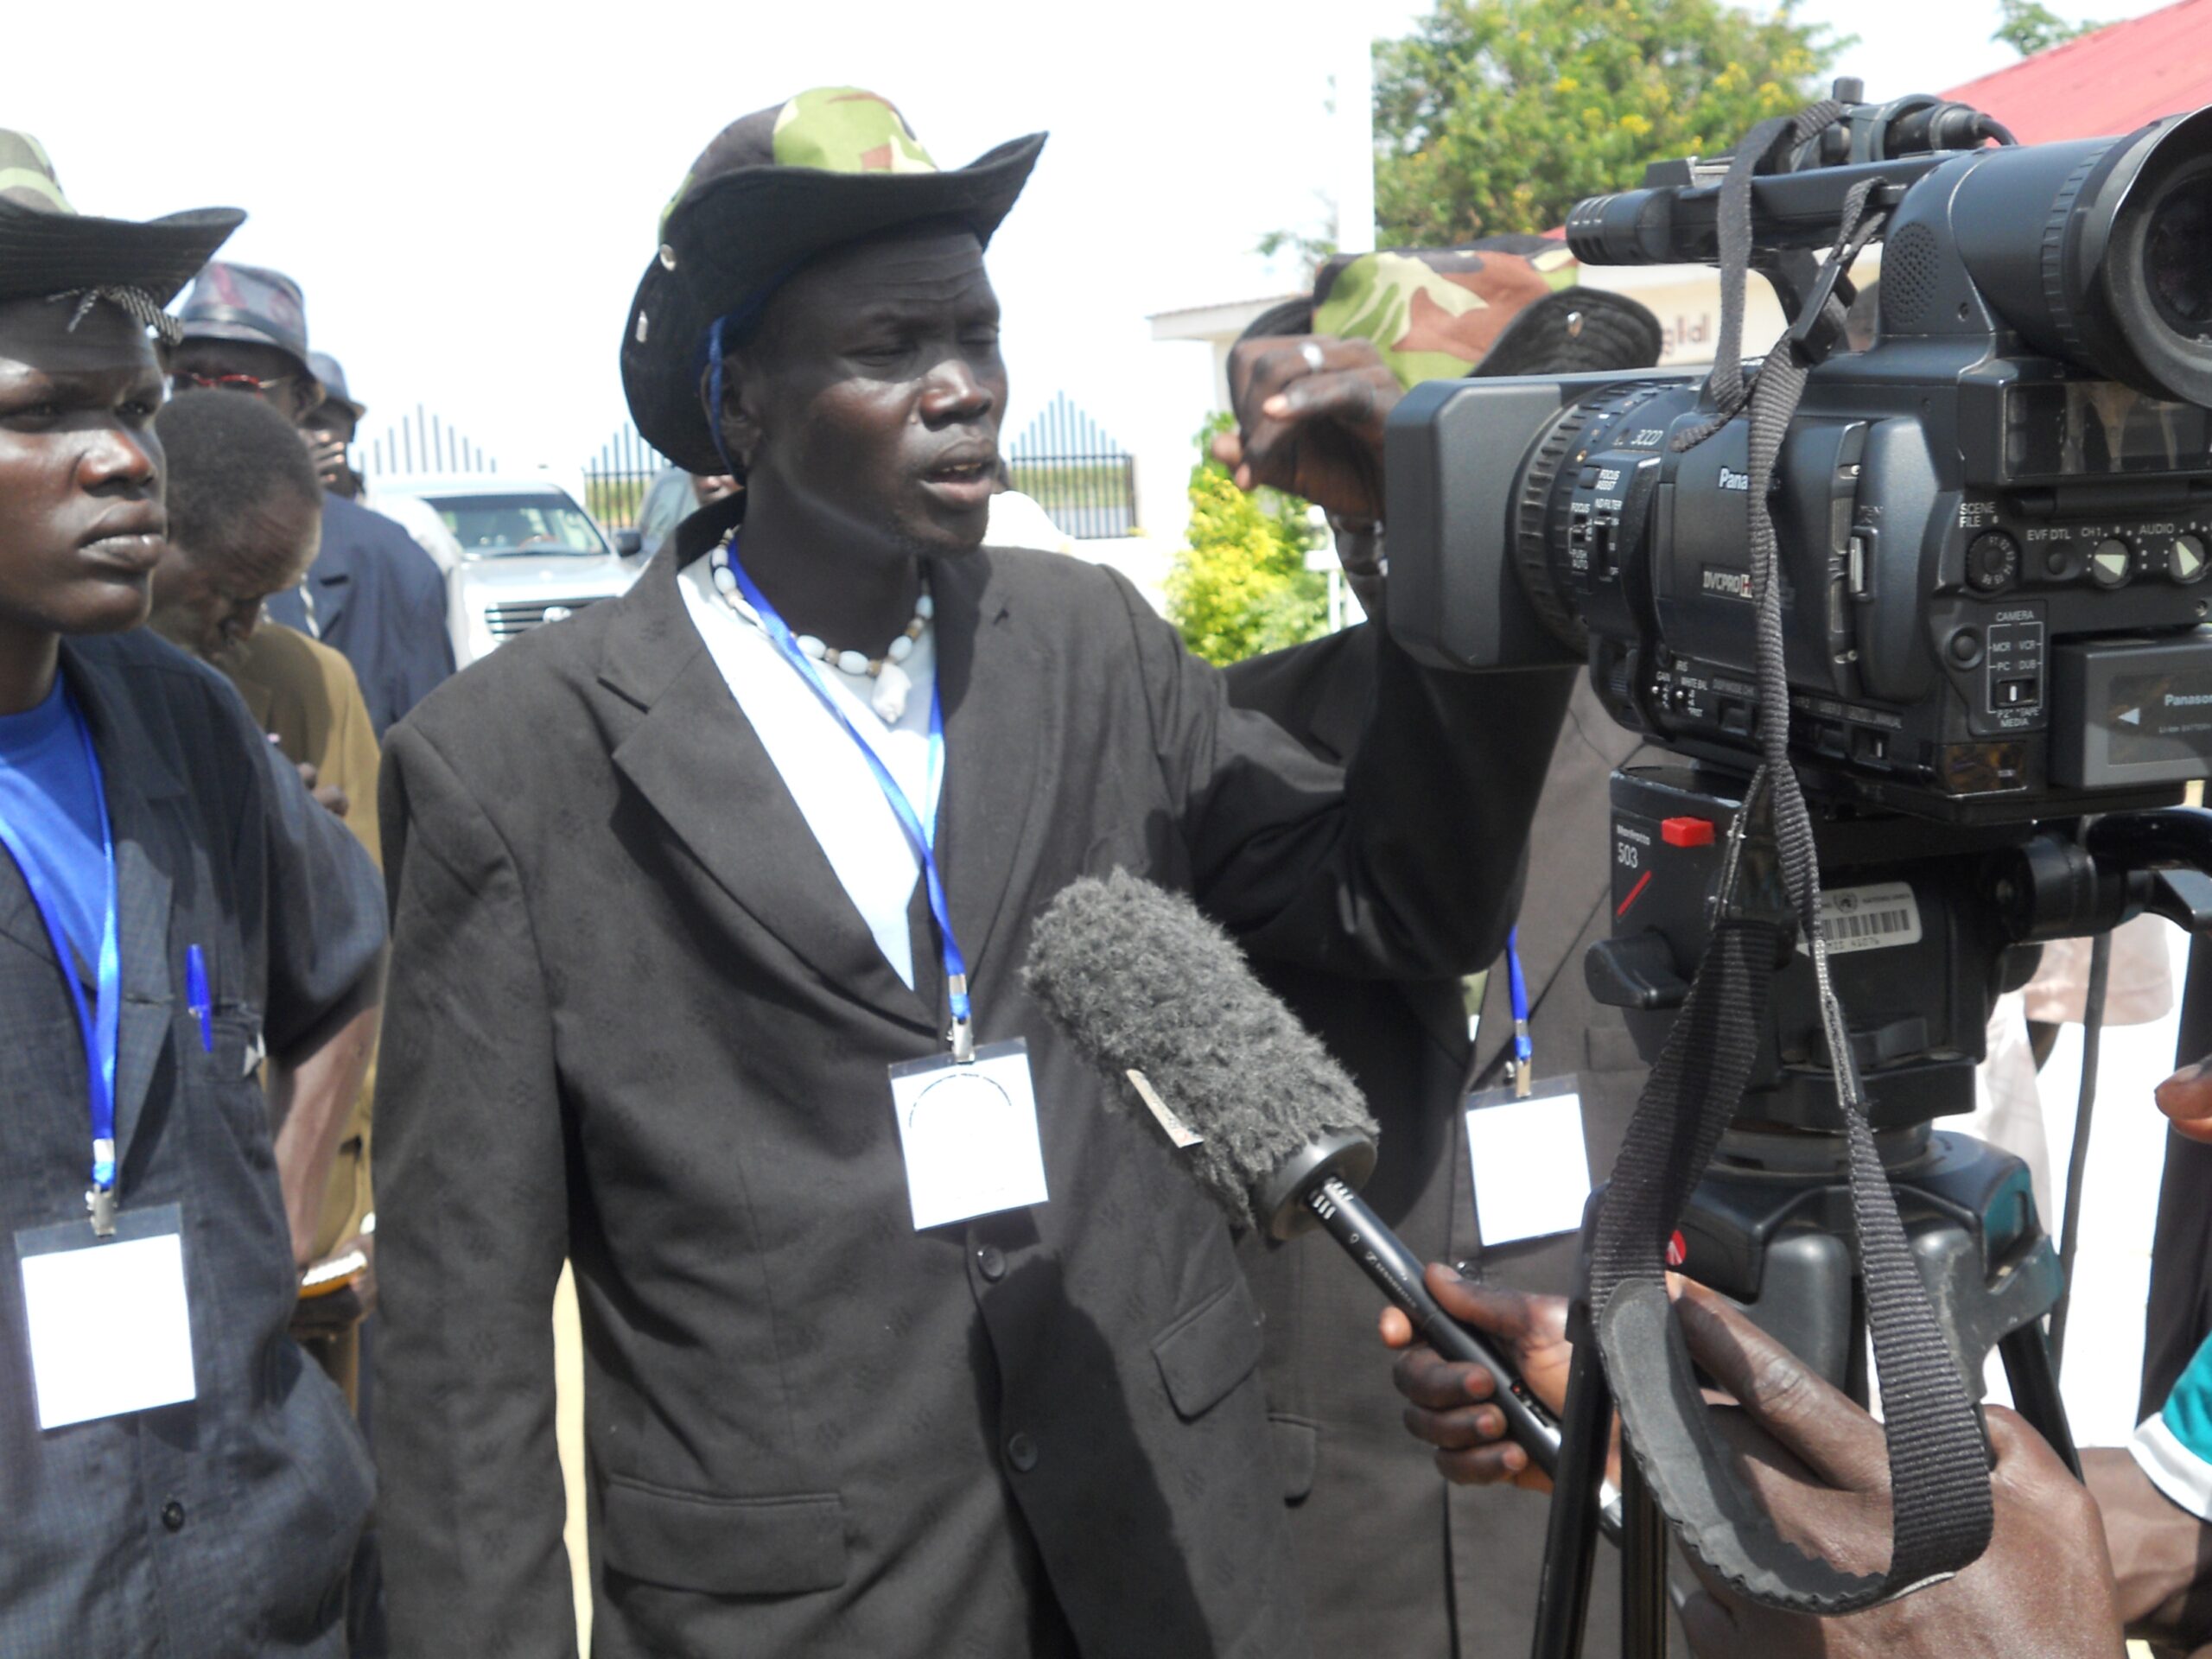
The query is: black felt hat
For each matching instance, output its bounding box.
[0,129,242,309]
[621,87,1045,475]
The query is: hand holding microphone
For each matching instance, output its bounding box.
[1382,1268,1599,1492]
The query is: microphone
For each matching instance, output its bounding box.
[1024,869,1613,1528]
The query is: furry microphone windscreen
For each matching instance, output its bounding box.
[1021,869,1378,1231]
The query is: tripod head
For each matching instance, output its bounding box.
[1586,766,2212,1133]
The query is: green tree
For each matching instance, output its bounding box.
[1166,414,1330,667]
[1993,0,2092,55]
[1372,0,1846,245]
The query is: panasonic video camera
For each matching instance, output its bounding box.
[1387,87,2212,824]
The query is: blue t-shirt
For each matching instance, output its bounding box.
[0,677,108,972]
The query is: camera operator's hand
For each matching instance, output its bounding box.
[1674,1280,2124,1659]
[1379,1264,1594,1490]
[2155,1055,2212,1144]
[1212,334,1399,523]
[2081,1448,2212,1654]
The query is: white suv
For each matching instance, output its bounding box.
[373,474,639,667]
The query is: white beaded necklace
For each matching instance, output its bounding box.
[709,537,931,723]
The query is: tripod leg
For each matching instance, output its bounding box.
[1999,1322,2081,1478]
[1620,1443,1671,1658]
[1532,1339,1613,1659]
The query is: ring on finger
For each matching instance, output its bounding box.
[1299,340,1326,373]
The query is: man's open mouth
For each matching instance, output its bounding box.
[924,458,995,485]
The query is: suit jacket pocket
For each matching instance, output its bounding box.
[1153,1274,1265,1421]
[1268,1414,1318,1503]
[599,1477,848,1595]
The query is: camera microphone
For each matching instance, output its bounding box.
[1023,869,1614,1529]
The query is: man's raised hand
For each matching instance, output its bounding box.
[1212,334,1400,523]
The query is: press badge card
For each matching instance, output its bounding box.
[16,1203,196,1430]
[1465,1077,1594,1247]
[888,1039,1050,1230]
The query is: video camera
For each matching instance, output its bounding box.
[1375,86,2212,1648]
[1388,84,2212,825]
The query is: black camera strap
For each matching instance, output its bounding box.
[1586,104,1997,1615]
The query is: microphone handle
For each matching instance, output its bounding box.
[1301,1174,1624,1541]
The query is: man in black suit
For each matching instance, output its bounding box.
[1214,248,1666,1655]
[371,88,1575,1658]
[168,263,453,734]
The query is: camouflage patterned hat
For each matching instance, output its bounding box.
[623,87,1046,475]
[1253,238,1662,387]
[0,130,243,309]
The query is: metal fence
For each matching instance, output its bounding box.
[360,404,499,480]
[583,423,673,529]
[1007,393,1136,539]
[575,391,1136,539]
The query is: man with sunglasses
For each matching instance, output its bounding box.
[172,262,452,734]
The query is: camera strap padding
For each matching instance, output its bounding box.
[1586,103,1998,1615]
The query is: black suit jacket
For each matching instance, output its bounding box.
[1229,630,1652,1657]
[372,499,1575,1659]
[266,494,454,737]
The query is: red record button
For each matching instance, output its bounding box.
[1661,817,1716,848]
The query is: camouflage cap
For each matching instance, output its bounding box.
[0,129,244,309]
[622,87,1046,476]
[308,351,364,420]
[177,262,313,378]
[1300,242,1661,387]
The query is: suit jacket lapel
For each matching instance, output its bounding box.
[60,646,179,1169]
[599,550,931,1032]
[931,551,1044,997]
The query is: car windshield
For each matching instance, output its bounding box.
[429,493,607,557]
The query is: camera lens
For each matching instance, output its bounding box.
[2145,176,2212,338]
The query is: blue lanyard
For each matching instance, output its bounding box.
[721,544,975,1061]
[0,687,123,1231]
[1504,927,1533,1097]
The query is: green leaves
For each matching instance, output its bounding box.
[1373,0,1847,245]
[1167,415,1332,667]
[1992,0,2092,56]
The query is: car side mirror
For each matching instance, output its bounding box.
[613,528,644,557]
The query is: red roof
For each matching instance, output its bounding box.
[1942,0,2212,142]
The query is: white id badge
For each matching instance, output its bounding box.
[1465,1077,1593,1247]
[887,1039,1049,1230]
[16,1203,196,1430]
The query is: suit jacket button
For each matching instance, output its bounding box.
[1005,1432,1039,1472]
[161,1499,186,1532]
[976,1243,1007,1282]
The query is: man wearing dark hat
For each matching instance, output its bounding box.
[0,132,386,1656]
[371,86,1575,1657]
[1211,245,1672,1656]
[302,350,463,572]
[173,264,453,734]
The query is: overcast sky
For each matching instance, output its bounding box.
[4,0,2186,497]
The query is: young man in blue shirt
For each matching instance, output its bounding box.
[0,133,388,1656]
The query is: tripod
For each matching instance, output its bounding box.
[1528,1123,2073,1659]
[1509,764,2212,1659]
